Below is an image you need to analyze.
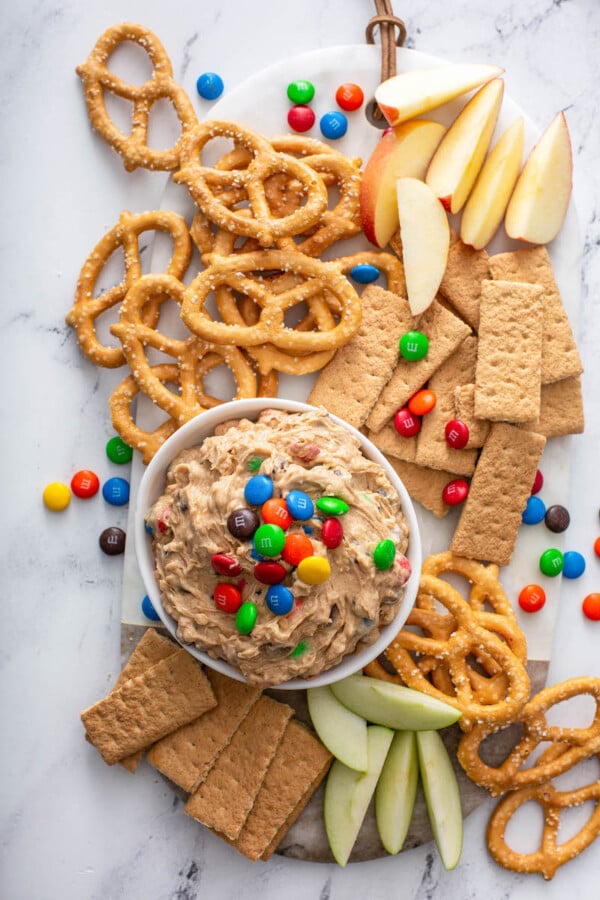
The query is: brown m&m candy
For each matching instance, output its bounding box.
[99,526,126,555]
[227,507,259,540]
[545,504,570,533]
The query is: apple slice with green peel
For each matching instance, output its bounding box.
[396,177,450,315]
[426,77,505,214]
[504,111,573,244]
[375,63,504,127]
[416,730,463,870]
[324,725,394,866]
[460,116,525,249]
[307,685,368,772]
[359,120,446,248]
[375,730,419,855]
[330,674,461,731]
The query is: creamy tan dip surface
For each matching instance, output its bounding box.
[146,408,411,686]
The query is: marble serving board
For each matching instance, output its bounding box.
[116,44,580,861]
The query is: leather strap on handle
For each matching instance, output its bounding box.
[365,0,407,84]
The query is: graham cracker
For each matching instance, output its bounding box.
[184,694,294,840]
[385,455,454,518]
[307,285,413,428]
[451,423,546,565]
[488,245,582,384]
[146,669,261,792]
[115,629,179,773]
[81,650,217,765]
[366,300,471,433]
[454,383,491,449]
[519,375,584,437]
[414,336,479,475]
[474,280,544,423]
[438,230,490,330]
[225,720,332,862]
[366,423,418,463]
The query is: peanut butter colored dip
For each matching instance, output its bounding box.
[146,408,411,685]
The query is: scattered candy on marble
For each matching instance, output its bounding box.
[261,498,293,529]
[320,110,348,139]
[316,496,349,516]
[445,419,470,450]
[442,479,470,506]
[321,517,343,549]
[531,469,544,495]
[99,526,126,555]
[408,389,437,416]
[196,71,224,100]
[71,469,100,499]
[43,481,71,511]
[335,82,364,111]
[211,553,242,577]
[373,539,396,571]
[287,104,315,132]
[286,79,315,104]
[227,507,259,539]
[522,495,546,525]
[254,523,286,557]
[214,583,243,614]
[102,476,130,506]
[582,593,600,621]
[282,532,314,566]
[244,474,274,506]
[545,504,570,533]
[235,600,257,634]
[563,550,586,579]
[106,435,133,464]
[266,584,294,615]
[399,330,429,361]
[518,583,546,613]
[539,548,564,577]
[285,490,314,520]
[349,263,380,283]
[141,594,160,622]
[297,555,331,585]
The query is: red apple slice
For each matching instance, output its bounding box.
[359,120,446,247]
[460,117,525,249]
[426,78,505,214]
[375,63,503,127]
[504,111,573,244]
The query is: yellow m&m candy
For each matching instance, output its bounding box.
[297,555,331,586]
[43,482,71,511]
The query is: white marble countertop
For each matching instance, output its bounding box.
[2,1,599,897]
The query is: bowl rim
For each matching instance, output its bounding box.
[135,397,422,689]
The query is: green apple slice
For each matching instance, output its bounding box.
[324,725,394,866]
[307,685,368,772]
[375,730,419,854]
[330,674,461,731]
[416,730,463,870]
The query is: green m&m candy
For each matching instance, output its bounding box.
[247,456,264,473]
[106,435,133,464]
[287,79,315,104]
[236,601,257,635]
[290,640,308,657]
[316,496,349,516]
[539,548,564,577]
[373,539,396,571]
[399,330,429,361]
[254,523,286,557]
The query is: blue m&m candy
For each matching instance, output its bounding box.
[102,477,130,506]
[244,474,273,506]
[141,595,160,621]
[522,496,546,525]
[349,264,380,284]
[196,72,224,100]
[563,551,586,579]
[266,584,294,615]
[320,111,348,140]
[285,490,314,521]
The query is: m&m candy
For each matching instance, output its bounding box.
[282,532,313,566]
[563,551,585,579]
[261,498,293,530]
[320,111,348,140]
[196,71,224,100]
[141,595,161,621]
[444,419,470,450]
[285,490,314,520]
[43,482,71,511]
[254,561,287,585]
[408,390,436,416]
[287,79,315,104]
[227,508,259,539]
[594,537,600,558]
[399,330,429,361]
[244,474,273,506]
[71,469,100,499]
[321,518,343,549]
[102,477,130,506]
[287,105,315,133]
[106,435,133,464]
[316,496,349,516]
[373,539,396,571]
[518,584,546,613]
[290,640,308,657]
[442,479,469,506]
[531,469,544,495]
[211,553,242,577]
[545,505,570,533]
[214,583,243,614]
[247,456,264,473]
[335,82,364,111]
[539,548,564,577]
[254,523,285,557]
[522,496,546,525]
[582,594,600,621]
[236,601,257,634]
[266,584,294,615]
[99,526,126,556]
[297,555,331,585]
[393,408,421,438]
[349,263,380,284]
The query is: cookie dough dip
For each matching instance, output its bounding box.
[145,407,411,686]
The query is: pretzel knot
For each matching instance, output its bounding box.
[173,121,329,247]
[458,677,600,796]
[181,249,362,354]
[76,22,197,171]
[486,772,600,880]
[66,210,192,368]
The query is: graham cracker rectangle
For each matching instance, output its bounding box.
[184,694,294,840]
[438,231,490,330]
[519,375,584,437]
[451,423,546,565]
[366,300,472,433]
[81,650,217,765]
[226,720,332,862]
[146,670,261,793]
[414,336,479,476]
[115,630,179,773]
[366,423,418,462]
[454,383,491,449]
[488,245,582,384]
[307,285,413,429]
[385,456,454,518]
[474,280,544,423]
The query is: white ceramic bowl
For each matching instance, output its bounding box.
[135,398,421,689]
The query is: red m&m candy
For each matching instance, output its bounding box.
[321,517,343,549]
[531,469,544,495]
[445,420,470,450]
[442,479,469,506]
[71,469,100,499]
[213,583,242,614]
[518,584,546,613]
[211,553,242,577]
[393,408,421,438]
[335,82,364,111]
[254,561,287,585]
[287,105,315,133]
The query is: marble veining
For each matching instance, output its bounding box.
[1,1,599,898]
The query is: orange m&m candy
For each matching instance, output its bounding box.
[518,584,546,613]
[261,498,293,530]
[408,389,437,416]
[282,532,313,566]
[582,594,600,621]
[335,82,364,111]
